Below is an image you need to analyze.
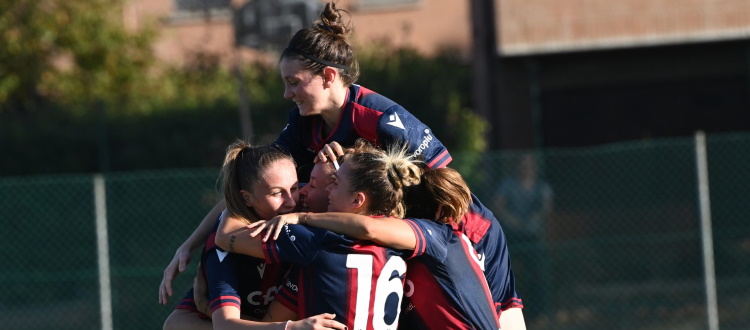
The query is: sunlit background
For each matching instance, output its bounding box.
[2,0,750,329]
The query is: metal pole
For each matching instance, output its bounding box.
[94,174,113,330]
[694,131,719,330]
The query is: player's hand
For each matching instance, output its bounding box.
[247,213,302,242]
[159,247,191,305]
[313,142,346,164]
[288,313,347,330]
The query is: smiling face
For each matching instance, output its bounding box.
[325,160,361,213]
[241,158,299,219]
[299,162,336,213]
[280,58,329,117]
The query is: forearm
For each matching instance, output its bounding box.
[213,308,289,330]
[306,213,416,250]
[182,200,226,253]
[499,307,526,330]
[215,214,264,258]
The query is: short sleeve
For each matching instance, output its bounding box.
[377,106,452,169]
[204,248,242,312]
[404,218,451,262]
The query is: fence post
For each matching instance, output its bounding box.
[694,131,719,330]
[94,174,113,330]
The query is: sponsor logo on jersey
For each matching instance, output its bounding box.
[387,113,405,130]
[412,129,433,157]
[284,224,296,242]
[246,285,281,306]
[285,279,299,293]
[216,250,229,262]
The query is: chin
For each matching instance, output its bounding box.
[298,106,319,117]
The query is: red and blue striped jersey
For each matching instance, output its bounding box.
[399,219,500,330]
[462,194,524,316]
[176,218,290,319]
[273,84,452,182]
[263,222,418,330]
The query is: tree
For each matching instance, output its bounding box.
[0,0,157,115]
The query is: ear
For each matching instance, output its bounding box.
[352,191,367,209]
[240,190,253,207]
[322,67,338,86]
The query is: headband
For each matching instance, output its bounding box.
[284,46,349,70]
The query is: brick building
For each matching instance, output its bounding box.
[477,0,750,149]
[122,0,472,66]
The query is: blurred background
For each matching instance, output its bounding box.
[2,0,749,329]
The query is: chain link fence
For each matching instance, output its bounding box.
[2,132,749,329]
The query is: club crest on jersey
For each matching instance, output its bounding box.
[387,113,405,130]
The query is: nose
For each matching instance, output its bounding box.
[285,190,297,208]
[283,85,293,99]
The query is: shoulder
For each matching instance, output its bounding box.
[351,85,399,111]
[462,195,497,244]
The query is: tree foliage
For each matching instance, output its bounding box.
[0,0,157,115]
[0,3,487,176]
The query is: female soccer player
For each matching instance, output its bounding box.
[314,142,526,329]
[162,140,345,330]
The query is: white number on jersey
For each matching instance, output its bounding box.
[346,254,407,330]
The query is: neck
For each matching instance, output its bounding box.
[320,85,348,135]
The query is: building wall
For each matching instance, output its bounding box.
[479,0,750,150]
[495,0,750,55]
[122,0,472,66]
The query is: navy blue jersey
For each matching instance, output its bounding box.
[273,84,452,182]
[399,219,500,330]
[462,194,524,316]
[176,218,290,319]
[263,222,418,330]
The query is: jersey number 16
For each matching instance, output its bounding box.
[346,255,407,330]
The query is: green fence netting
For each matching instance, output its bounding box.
[2,132,749,330]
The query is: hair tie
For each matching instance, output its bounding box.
[318,23,333,32]
[284,46,348,70]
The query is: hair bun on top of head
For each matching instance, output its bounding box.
[316,2,351,35]
[383,152,422,191]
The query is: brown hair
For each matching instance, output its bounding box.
[404,167,472,225]
[281,2,360,86]
[221,140,294,223]
[341,139,421,217]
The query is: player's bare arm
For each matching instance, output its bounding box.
[214,211,264,258]
[248,212,417,251]
[159,199,225,305]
